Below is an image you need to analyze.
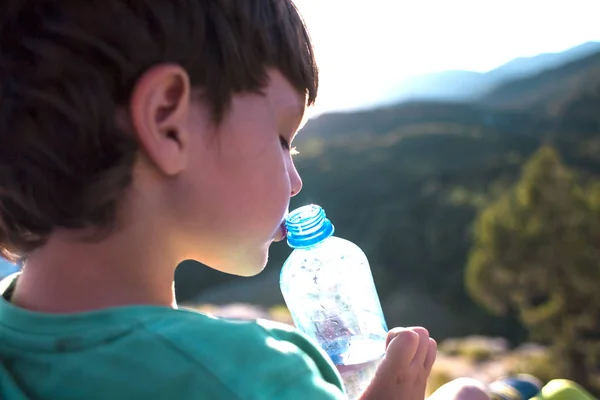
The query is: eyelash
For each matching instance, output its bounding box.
[280,136,299,156]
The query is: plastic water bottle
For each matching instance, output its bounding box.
[280,204,388,399]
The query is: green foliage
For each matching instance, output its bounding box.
[426,368,455,397]
[439,336,506,363]
[506,351,557,385]
[454,346,494,363]
[466,146,600,393]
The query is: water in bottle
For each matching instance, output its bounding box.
[280,204,388,399]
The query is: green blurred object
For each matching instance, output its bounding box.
[532,379,597,400]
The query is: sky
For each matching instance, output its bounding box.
[293,0,600,117]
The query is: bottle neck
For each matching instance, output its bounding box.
[285,205,335,249]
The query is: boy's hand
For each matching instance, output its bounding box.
[360,327,437,400]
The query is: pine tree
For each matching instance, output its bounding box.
[466,145,600,393]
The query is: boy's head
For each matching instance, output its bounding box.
[0,0,317,276]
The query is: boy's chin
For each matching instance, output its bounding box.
[235,255,269,277]
[212,253,269,277]
[187,247,270,277]
[223,263,266,277]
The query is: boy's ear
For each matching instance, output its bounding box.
[129,64,191,176]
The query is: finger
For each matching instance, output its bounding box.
[424,337,437,372]
[386,327,406,349]
[385,327,416,349]
[384,328,419,367]
[408,327,430,366]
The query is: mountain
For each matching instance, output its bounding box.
[381,41,600,105]
[382,70,485,103]
[485,41,600,82]
[479,51,600,113]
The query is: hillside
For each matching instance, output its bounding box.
[175,46,600,343]
[480,51,600,114]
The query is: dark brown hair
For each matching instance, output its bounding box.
[0,0,318,260]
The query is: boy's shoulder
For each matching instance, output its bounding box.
[0,274,344,399]
[146,307,345,399]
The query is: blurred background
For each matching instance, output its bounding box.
[5,0,600,395]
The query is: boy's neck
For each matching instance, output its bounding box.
[11,224,179,313]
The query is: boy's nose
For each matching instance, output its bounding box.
[290,165,303,197]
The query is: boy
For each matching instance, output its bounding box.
[8,1,586,399]
[5,1,587,399]
[0,1,440,399]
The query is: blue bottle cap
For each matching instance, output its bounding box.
[285,204,335,249]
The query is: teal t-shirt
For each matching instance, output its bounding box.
[0,274,345,400]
